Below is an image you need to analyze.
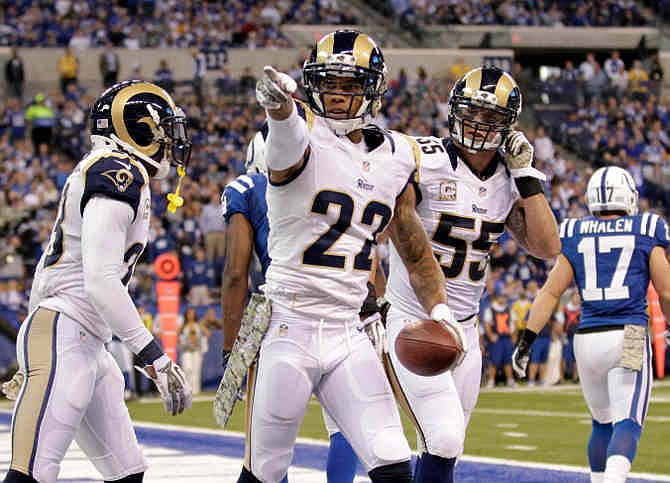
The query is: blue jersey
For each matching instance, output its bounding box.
[221,173,270,275]
[560,213,670,329]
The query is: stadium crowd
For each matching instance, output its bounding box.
[391,0,660,27]
[0,1,359,49]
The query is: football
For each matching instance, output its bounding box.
[395,319,464,376]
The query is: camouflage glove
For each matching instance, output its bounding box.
[505,131,546,198]
[1,371,24,400]
[256,66,297,110]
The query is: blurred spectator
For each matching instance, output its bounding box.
[99,42,120,88]
[447,56,472,82]
[200,306,222,330]
[191,47,207,107]
[562,290,581,383]
[628,60,649,102]
[25,93,55,154]
[4,48,24,101]
[57,46,79,94]
[186,247,214,306]
[201,191,227,263]
[646,52,664,95]
[483,292,516,388]
[179,307,210,395]
[533,126,555,163]
[604,50,624,80]
[239,66,257,93]
[154,59,175,94]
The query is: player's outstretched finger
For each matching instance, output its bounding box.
[263,65,280,81]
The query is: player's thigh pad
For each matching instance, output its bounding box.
[574,330,652,424]
[246,312,319,481]
[316,324,411,471]
[75,349,147,480]
[386,309,465,459]
[11,310,99,482]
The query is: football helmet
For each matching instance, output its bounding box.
[245,131,267,174]
[303,29,387,136]
[448,66,521,152]
[90,80,191,178]
[586,166,638,216]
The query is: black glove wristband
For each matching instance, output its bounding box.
[138,340,164,366]
[514,176,544,198]
[517,328,538,354]
[359,281,378,319]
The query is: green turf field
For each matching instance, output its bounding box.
[126,382,670,475]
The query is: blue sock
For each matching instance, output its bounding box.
[607,418,642,462]
[413,452,456,483]
[326,432,358,483]
[279,477,288,483]
[122,371,130,390]
[588,419,613,472]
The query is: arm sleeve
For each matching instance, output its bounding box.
[81,196,157,357]
[265,101,309,171]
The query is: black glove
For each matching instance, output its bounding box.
[512,329,537,378]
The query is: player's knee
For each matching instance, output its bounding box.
[105,472,144,482]
[426,426,464,459]
[3,469,38,483]
[368,461,412,483]
[237,467,263,483]
[371,427,411,464]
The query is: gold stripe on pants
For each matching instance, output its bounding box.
[10,308,59,476]
[244,361,259,470]
[383,352,428,451]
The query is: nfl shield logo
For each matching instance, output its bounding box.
[279,323,289,336]
[479,187,487,197]
[362,160,371,172]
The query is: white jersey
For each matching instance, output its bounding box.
[386,137,520,323]
[30,148,151,343]
[265,101,417,322]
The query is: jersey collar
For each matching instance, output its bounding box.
[442,139,503,181]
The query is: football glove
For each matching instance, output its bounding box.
[358,313,387,360]
[505,131,546,198]
[256,66,297,111]
[512,329,537,378]
[430,303,467,367]
[1,370,24,400]
[136,355,192,416]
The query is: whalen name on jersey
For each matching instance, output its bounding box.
[579,218,634,235]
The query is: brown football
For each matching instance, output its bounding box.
[395,319,463,376]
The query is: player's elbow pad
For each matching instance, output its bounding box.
[265,103,309,171]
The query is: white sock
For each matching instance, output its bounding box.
[604,454,631,483]
[591,472,604,483]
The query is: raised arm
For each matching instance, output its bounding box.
[506,198,561,259]
[256,66,309,184]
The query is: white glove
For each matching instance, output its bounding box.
[136,355,192,416]
[256,66,297,110]
[505,131,545,181]
[358,313,387,361]
[2,370,24,400]
[430,303,467,368]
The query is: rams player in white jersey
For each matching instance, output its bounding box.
[2,80,192,483]
[384,67,561,482]
[244,29,463,483]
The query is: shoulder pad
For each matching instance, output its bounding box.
[80,154,147,220]
[222,174,258,223]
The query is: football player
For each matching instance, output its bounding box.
[513,166,670,483]
[241,29,462,483]
[383,66,560,483]
[3,80,192,483]
[221,133,360,483]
